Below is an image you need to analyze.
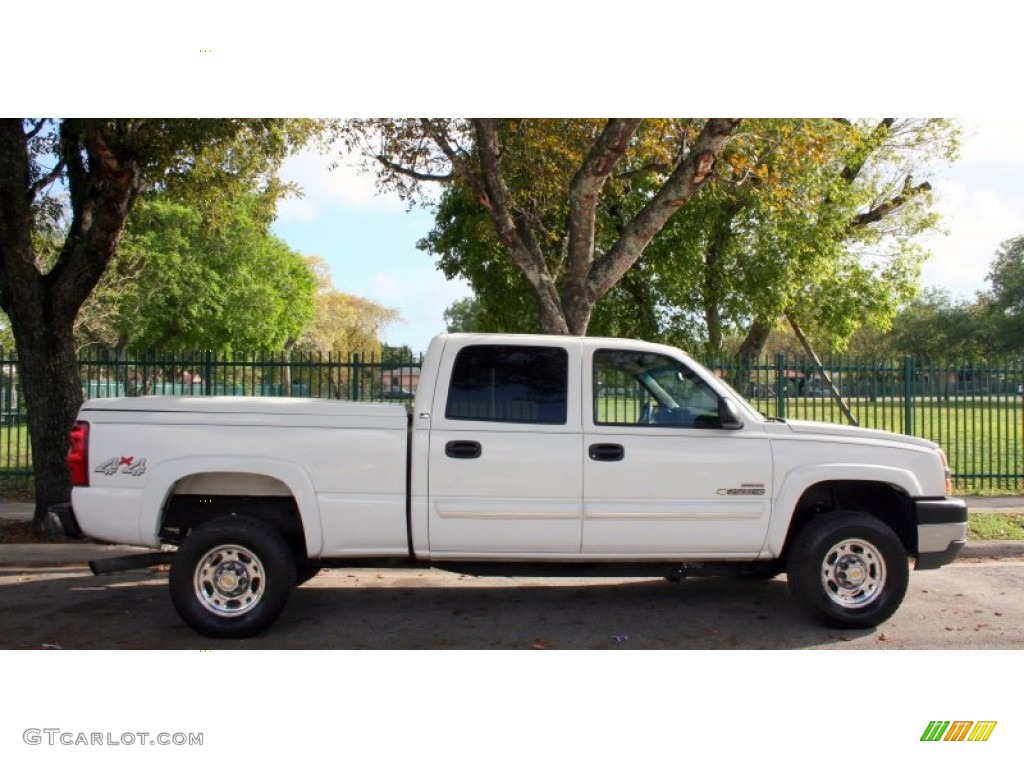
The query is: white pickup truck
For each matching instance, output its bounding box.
[53,333,967,638]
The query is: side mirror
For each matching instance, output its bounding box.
[719,397,744,431]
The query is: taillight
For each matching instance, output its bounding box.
[68,421,89,487]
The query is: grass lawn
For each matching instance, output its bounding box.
[968,512,1024,541]
[0,423,33,492]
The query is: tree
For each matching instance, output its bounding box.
[0,118,317,532]
[442,296,483,333]
[845,288,996,359]
[342,118,743,335]
[416,119,956,356]
[987,235,1024,353]
[730,118,957,358]
[296,256,400,358]
[76,193,317,351]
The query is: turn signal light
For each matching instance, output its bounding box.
[938,448,953,497]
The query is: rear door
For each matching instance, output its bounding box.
[426,339,583,555]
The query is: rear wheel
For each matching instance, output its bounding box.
[787,512,908,628]
[169,516,296,638]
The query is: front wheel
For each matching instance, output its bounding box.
[169,516,296,638]
[786,512,909,628]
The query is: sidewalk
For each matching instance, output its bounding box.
[2,498,1023,568]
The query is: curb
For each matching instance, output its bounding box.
[961,540,1024,559]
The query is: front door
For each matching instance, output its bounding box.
[583,347,772,556]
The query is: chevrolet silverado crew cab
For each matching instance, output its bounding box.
[53,333,967,638]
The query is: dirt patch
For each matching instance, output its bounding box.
[0,520,58,544]
[0,519,47,544]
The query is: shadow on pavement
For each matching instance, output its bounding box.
[0,567,878,650]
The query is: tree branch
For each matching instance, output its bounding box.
[27,160,66,203]
[566,119,642,287]
[587,118,741,302]
[849,180,931,230]
[471,119,567,333]
[374,154,454,183]
[839,118,895,185]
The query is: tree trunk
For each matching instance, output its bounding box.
[15,320,82,533]
[737,317,775,360]
[0,119,140,532]
[702,201,742,354]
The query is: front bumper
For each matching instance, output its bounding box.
[914,497,968,570]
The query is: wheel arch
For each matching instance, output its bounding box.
[768,469,920,561]
[140,458,323,556]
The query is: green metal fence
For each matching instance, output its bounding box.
[0,348,423,492]
[710,353,1024,493]
[1,348,1022,493]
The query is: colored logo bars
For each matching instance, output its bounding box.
[921,721,997,742]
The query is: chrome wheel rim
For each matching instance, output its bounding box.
[820,538,886,608]
[194,544,265,617]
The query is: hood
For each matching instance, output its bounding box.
[784,419,937,451]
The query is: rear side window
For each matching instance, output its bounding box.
[445,345,568,425]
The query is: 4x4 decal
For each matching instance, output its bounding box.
[94,456,147,476]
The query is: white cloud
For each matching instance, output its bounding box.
[276,146,406,222]
[956,119,1024,166]
[919,177,1024,297]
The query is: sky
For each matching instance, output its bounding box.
[271,118,1024,354]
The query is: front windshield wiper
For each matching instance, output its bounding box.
[762,414,787,423]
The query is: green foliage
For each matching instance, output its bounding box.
[848,288,1001,359]
[418,119,958,351]
[0,314,12,350]
[443,296,483,333]
[987,235,1024,351]
[846,232,1024,360]
[77,194,317,351]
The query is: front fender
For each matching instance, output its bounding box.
[765,463,923,557]
[139,455,323,557]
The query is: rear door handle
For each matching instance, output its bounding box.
[588,443,624,462]
[445,440,482,459]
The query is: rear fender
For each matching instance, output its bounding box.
[140,456,323,556]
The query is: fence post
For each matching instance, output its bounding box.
[350,353,361,401]
[204,350,213,396]
[775,353,787,420]
[903,355,915,434]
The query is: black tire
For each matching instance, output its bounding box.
[786,511,908,629]
[169,516,296,638]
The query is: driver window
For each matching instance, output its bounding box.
[593,349,721,428]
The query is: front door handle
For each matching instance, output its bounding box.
[445,440,482,459]
[588,443,624,462]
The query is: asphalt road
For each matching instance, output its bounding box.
[1,557,1022,649]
